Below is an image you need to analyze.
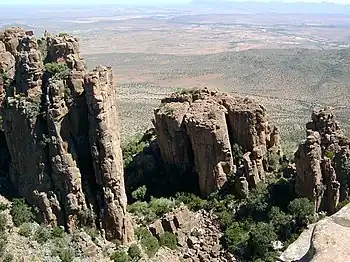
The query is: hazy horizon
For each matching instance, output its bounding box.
[1,0,350,5]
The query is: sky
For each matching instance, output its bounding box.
[2,0,350,5]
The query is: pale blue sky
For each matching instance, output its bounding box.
[3,0,350,5]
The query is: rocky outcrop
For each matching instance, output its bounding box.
[281,204,350,262]
[148,205,236,262]
[0,27,133,242]
[295,108,350,212]
[154,88,282,196]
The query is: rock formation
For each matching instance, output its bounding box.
[295,108,350,213]
[153,88,282,196]
[281,203,350,262]
[148,205,236,262]
[0,27,133,242]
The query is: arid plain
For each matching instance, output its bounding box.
[2,5,350,154]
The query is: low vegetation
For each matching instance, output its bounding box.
[44,62,70,79]
[10,198,34,227]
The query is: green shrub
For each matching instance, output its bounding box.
[288,198,315,226]
[175,192,206,211]
[135,227,159,258]
[223,222,249,257]
[0,213,7,232]
[10,198,34,227]
[128,244,141,260]
[0,203,9,211]
[58,32,69,37]
[0,232,7,256]
[51,226,65,238]
[267,149,281,171]
[131,185,147,201]
[122,137,147,167]
[324,151,336,159]
[159,232,177,250]
[2,254,13,262]
[83,227,99,241]
[149,197,175,217]
[18,223,32,237]
[336,200,350,211]
[110,250,131,262]
[44,62,70,79]
[52,247,75,262]
[34,226,51,244]
[249,222,277,259]
[141,235,159,258]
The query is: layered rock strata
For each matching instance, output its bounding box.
[0,27,133,242]
[295,108,350,213]
[153,88,282,196]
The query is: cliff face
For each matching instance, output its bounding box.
[295,108,350,213]
[281,204,350,262]
[0,27,133,243]
[153,88,282,196]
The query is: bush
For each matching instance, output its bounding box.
[2,254,13,262]
[122,137,147,167]
[110,251,131,262]
[0,213,7,232]
[51,226,65,238]
[10,198,34,227]
[128,244,141,260]
[0,232,7,256]
[175,192,206,211]
[34,226,51,244]
[131,185,147,201]
[223,222,249,257]
[141,235,159,258]
[159,232,177,250]
[58,32,69,37]
[149,197,175,217]
[44,62,70,79]
[135,227,159,258]
[18,223,32,237]
[0,203,9,211]
[249,222,277,259]
[288,198,315,226]
[52,247,75,262]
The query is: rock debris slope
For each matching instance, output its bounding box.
[295,108,350,213]
[0,27,133,243]
[153,88,282,196]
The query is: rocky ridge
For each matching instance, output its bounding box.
[153,88,282,197]
[295,108,350,213]
[0,27,133,243]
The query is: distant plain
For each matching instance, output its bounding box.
[1,4,350,154]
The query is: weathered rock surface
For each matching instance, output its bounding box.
[148,205,236,262]
[0,27,133,242]
[281,204,350,262]
[154,88,282,196]
[295,108,350,212]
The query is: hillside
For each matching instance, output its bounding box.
[86,48,350,154]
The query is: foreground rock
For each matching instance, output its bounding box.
[154,88,282,196]
[281,204,350,262]
[295,108,350,212]
[0,27,133,242]
[148,205,236,262]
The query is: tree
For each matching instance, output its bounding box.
[10,198,34,227]
[288,198,315,226]
[249,222,277,259]
[223,222,249,257]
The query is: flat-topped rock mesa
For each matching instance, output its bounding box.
[0,27,133,243]
[153,88,282,196]
[295,108,350,213]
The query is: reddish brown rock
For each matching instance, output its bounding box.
[154,88,282,196]
[295,108,350,212]
[0,28,133,242]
